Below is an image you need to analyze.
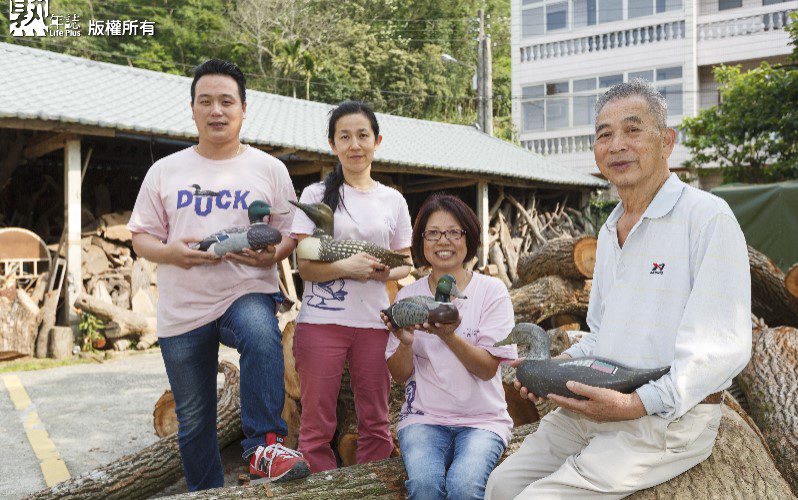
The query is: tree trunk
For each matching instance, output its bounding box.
[785,263,798,301]
[35,290,59,358]
[0,289,39,360]
[164,398,793,500]
[24,361,243,500]
[515,236,597,287]
[748,246,798,328]
[737,326,798,494]
[74,293,156,338]
[510,275,590,324]
[48,326,74,359]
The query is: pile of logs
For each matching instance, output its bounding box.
[736,248,798,494]
[486,188,596,288]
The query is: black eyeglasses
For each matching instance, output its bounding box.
[422,229,467,242]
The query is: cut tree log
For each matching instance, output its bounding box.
[282,320,300,401]
[510,275,590,325]
[25,361,242,500]
[0,289,39,361]
[35,290,59,358]
[165,397,794,500]
[786,263,798,301]
[99,211,133,243]
[515,236,597,287]
[489,242,512,288]
[74,293,155,339]
[153,390,178,438]
[48,326,73,359]
[737,326,798,494]
[748,246,798,328]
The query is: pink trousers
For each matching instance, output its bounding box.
[293,323,393,472]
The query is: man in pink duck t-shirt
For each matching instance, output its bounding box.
[127,60,309,491]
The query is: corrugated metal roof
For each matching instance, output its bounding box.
[0,42,605,188]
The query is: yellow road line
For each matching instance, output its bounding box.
[2,375,71,486]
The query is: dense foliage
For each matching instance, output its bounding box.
[1,0,515,138]
[680,13,798,183]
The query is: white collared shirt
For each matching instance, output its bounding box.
[564,174,752,419]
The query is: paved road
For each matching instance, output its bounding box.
[0,348,241,500]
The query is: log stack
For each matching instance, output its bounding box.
[486,188,597,287]
[158,395,795,500]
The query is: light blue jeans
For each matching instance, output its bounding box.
[398,424,506,500]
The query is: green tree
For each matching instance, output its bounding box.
[680,13,798,183]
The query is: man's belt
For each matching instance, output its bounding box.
[700,392,723,404]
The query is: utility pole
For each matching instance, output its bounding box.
[476,8,485,134]
[476,9,493,136]
[483,33,493,136]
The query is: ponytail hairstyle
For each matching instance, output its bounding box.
[323,100,380,213]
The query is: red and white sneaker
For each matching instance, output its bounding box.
[249,433,311,484]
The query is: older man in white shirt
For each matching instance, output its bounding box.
[485,80,751,499]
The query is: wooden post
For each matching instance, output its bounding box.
[476,181,489,268]
[64,138,82,325]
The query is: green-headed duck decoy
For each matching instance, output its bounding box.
[290,200,412,268]
[382,274,466,329]
[495,323,670,400]
[192,200,285,257]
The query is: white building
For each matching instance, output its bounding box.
[511,0,797,178]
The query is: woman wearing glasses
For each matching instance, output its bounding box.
[382,194,518,500]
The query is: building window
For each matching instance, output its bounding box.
[659,84,683,116]
[599,74,623,88]
[546,2,569,31]
[573,95,598,125]
[522,7,545,38]
[762,0,785,5]
[629,0,653,18]
[656,0,682,12]
[718,0,742,9]
[573,0,597,27]
[599,0,623,23]
[523,101,545,131]
[629,70,654,81]
[656,66,682,80]
[519,65,684,135]
[573,77,597,92]
[547,98,571,129]
[520,0,683,39]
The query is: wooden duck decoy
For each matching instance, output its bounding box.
[192,200,286,257]
[495,323,670,400]
[382,274,466,329]
[290,200,411,268]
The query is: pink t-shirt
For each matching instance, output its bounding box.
[290,181,412,330]
[385,273,518,444]
[127,146,297,337]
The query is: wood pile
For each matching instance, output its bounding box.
[159,394,794,500]
[486,188,596,288]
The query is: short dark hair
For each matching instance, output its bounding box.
[412,194,481,267]
[191,59,246,104]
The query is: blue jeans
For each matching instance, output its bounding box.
[159,292,287,491]
[398,424,506,500]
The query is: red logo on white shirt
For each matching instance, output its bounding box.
[650,262,665,275]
